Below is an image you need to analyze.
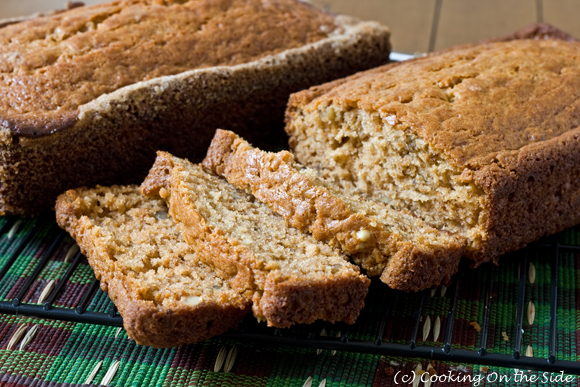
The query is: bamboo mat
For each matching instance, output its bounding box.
[0,217,579,386]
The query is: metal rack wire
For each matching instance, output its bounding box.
[0,216,578,375]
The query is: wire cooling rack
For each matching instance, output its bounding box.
[0,215,579,375]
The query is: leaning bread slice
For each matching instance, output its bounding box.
[203,130,466,292]
[56,185,249,348]
[141,152,370,327]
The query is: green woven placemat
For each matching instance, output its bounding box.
[0,217,579,386]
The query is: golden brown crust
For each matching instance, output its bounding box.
[381,243,458,290]
[139,151,174,198]
[260,271,367,326]
[0,2,391,216]
[203,130,465,291]
[0,3,82,30]
[105,276,247,348]
[55,185,249,348]
[470,127,580,263]
[142,151,370,327]
[0,0,337,134]
[489,22,579,43]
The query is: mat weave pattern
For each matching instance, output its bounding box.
[0,216,579,386]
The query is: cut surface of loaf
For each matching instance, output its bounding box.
[203,129,466,291]
[55,185,249,348]
[0,0,391,216]
[286,38,580,265]
[141,152,370,327]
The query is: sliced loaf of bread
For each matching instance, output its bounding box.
[141,152,370,327]
[203,130,466,291]
[285,39,580,265]
[55,185,249,348]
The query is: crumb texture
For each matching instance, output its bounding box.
[203,129,465,291]
[288,106,485,251]
[0,0,336,134]
[142,152,370,326]
[55,184,249,347]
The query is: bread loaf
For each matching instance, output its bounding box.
[286,38,580,265]
[0,0,391,216]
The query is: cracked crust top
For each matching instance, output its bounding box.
[288,38,580,170]
[0,0,339,135]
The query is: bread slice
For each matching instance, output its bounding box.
[202,130,465,291]
[0,0,391,216]
[285,38,580,265]
[55,185,249,348]
[141,152,370,327]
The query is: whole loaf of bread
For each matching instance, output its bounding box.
[0,0,391,215]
